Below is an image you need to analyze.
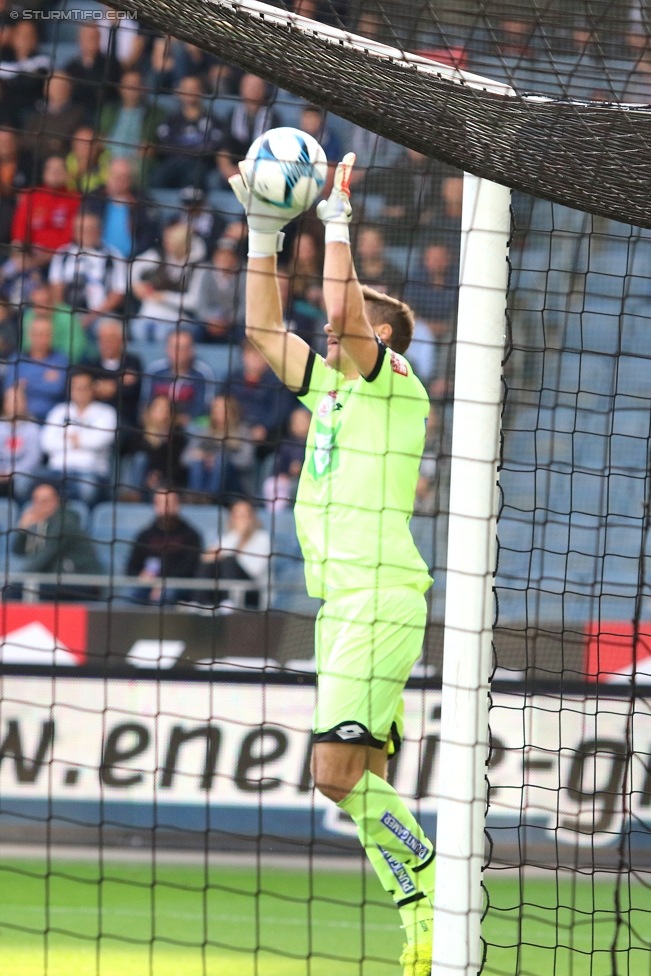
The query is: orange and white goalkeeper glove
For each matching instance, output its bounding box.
[316,152,355,245]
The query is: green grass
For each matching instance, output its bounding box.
[0,857,401,976]
[1,857,650,976]
[483,874,651,976]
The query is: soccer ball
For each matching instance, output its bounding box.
[243,127,328,211]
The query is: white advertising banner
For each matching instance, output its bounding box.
[1,678,650,846]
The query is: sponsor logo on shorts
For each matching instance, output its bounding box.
[335,723,366,741]
[381,812,431,860]
[377,846,416,895]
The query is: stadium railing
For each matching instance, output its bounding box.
[6,572,270,607]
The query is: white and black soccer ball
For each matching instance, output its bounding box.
[243,127,328,211]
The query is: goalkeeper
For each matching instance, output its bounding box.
[231,151,435,976]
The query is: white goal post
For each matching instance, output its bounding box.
[432,175,511,976]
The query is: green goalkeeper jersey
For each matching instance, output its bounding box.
[296,342,432,598]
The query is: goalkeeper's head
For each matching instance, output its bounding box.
[325,285,415,370]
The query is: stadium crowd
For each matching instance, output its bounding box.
[0,2,458,602]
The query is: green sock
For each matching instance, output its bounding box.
[339,771,434,873]
[399,898,433,947]
[338,770,435,906]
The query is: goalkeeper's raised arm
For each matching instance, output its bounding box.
[317,152,388,379]
[229,162,311,393]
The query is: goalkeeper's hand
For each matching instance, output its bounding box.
[229,161,307,257]
[316,152,355,245]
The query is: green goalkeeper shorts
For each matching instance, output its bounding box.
[312,586,427,753]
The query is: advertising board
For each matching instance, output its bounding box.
[1,676,651,861]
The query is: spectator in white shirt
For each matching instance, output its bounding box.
[0,384,42,502]
[198,498,270,609]
[40,368,117,505]
[48,212,127,332]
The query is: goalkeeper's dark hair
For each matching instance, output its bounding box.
[361,285,414,355]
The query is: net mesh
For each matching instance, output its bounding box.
[490,189,651,972]
[108,0,651,229]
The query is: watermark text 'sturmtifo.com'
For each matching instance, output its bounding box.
[12,8,137,18]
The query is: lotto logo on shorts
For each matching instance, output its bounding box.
[335,723,365,740]
[381,812,430,860]
[377,847,416,895]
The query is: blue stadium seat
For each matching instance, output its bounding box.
[504,406,539,435]
[500,469,536,511]
[325,112,352,143]
[583,278,625,318]
[588,238,629,277]
[90,503,153,574]
[385,246,410,274]
[625,236,651,284]
[619,313,651,355]
[258,507,294,537]
[129,340,167,371]
[604,219,635,238]
[615,355,651,398]
[502,428,536,467]
[148,189,182,216]
[195,343,243,382]
[573,355,615,396]
[544,268,577,305]
[154,94,181,114]
[612,401,651,439]
[544,200,591,236]
[601,558,641,600]
[208,189,244,221]
[410,515,436,571]
[47,499,90,531]
[46,0,104,41]
[511,269,549,312]
[522,200,588,235]
[513,243,552,273]
[256,508,311,611]
[0,498,19,530]
[128,341,242,385]
[495,546,532,590]
[360,195,385,220]
[274,91,306,129]
[624,286,651,317]
[40,41,81,69]
[259,508,302,563]
[572,431,608,471]
[608,471,646,519]
[0,498,19,572]
[550,205,590,235]
[181,505,223,544]
[548,233,588,273]
[553,350,582,393]
[570,472,608,517]
[608,431,648,474]
[498,509,534,550]
[211,95,237,124]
